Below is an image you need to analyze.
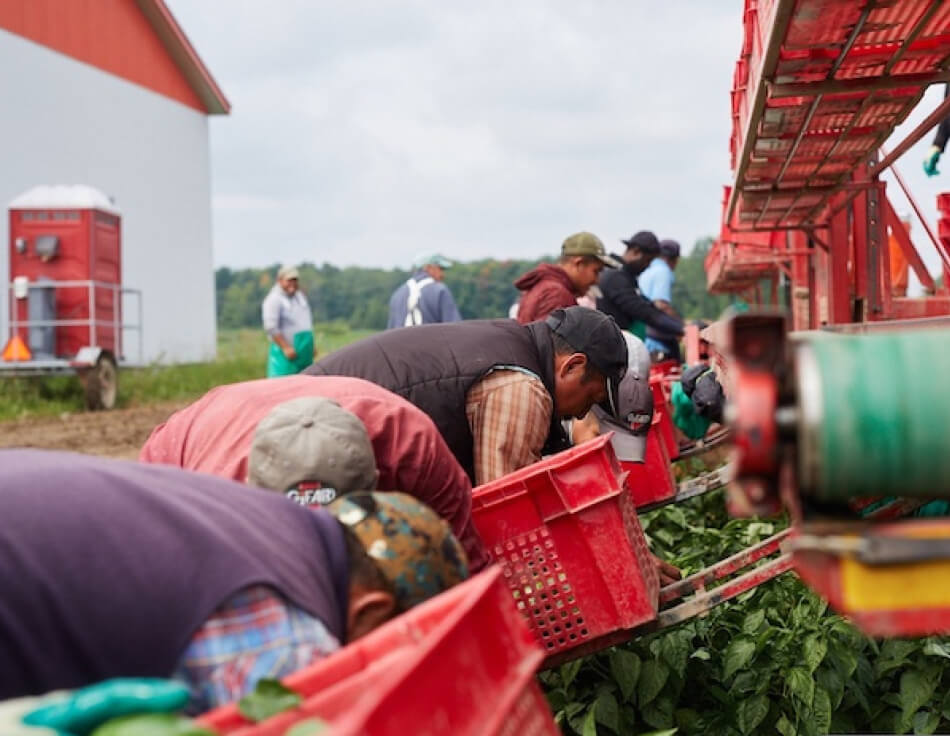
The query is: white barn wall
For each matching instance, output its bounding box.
[0,29,216,364]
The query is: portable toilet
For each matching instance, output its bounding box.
[7,185,122,360]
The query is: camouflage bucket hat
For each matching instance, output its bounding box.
[328,491,469,610]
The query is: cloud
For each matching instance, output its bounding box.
[168,1,742,268]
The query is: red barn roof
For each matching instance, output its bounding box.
[0,0,230,115]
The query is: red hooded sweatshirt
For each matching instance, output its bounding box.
[514,263,579,323]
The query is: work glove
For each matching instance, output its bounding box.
[679,363,709,397]
[924,145,941,177]
[692,371,725,424]
[15,679,198,736]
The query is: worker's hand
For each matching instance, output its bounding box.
[570,412,601,444]
[652,553,682,587]
[21,679,190,736]
[282,345,298,361]
[924,146,941,177]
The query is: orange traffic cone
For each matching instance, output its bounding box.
[2,335,31,362]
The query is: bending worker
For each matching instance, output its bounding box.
[306,306,629,487]
[0,451,467,711]
[140,375,490,571]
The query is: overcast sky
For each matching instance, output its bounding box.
[167,1,949,284]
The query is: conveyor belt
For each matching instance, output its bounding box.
[729,0,950,230]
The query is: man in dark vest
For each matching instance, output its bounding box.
[0,451,468,712]
[306,306,628,487]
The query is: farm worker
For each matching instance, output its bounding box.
[387,252,462,328]
[140,375,490,571]
[597,230,684,344]
[0,450,467,712]
[513,231,620,324]
[639,239,683,362]
[306,305,628,487]
[262,265,315,377]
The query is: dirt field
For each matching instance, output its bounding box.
[0,401,189,459]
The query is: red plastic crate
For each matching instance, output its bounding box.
[650,377,680,462]
[622,423,677,509]
[471,435,659,666]
[197,568,556,736]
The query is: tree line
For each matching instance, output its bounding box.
[216,237,732,330]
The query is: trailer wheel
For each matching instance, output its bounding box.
[84,352,118,411]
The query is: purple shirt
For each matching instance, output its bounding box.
[0,450,349,698]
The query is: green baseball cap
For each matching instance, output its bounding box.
[328,491,469,611]
[561,232,621,268]
[412,252,454,269]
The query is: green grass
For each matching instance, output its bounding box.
[0,323,375,422]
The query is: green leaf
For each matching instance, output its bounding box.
[922,639,950,661]
[690,648,711,661]
[827,641,858,679]
[785,667,814,708]
[816,667,844,710]
[741,609,765,635]
[675,708,700,731]
[561,659,584,689]
[610,650,641,703]
[874,639,921,678]
[802,634,827,673]
[900,668,938,721]
[813,687,832,735]
[285,720,330,736]
[641,696,675,730]
[735,694,768,735]
[722,637,756,681]
[237,679,301,723]
[638,659,670,707]
[775,714,796,736]
[659,633,690,678]
[594,692,620,734]
[581,706,598,736]
[914,710,940,735]
[941,689,950,721]
[729,671,760,695]
[637,731,677,736]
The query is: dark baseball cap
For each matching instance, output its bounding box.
[621,230,660,254]
[659,239,681,258]
[545,306,628,417]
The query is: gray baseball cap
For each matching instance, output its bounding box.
[248,397,378,502]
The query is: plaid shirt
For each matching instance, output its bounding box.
[465,368,553,486]
[173,585,341,714]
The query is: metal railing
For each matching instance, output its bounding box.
[6,279,143,365]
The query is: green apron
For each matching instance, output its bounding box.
[267,331,315,377]
[628,322,647,340]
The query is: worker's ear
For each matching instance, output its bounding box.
[346,586,397,642]
[556,352,588,380]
